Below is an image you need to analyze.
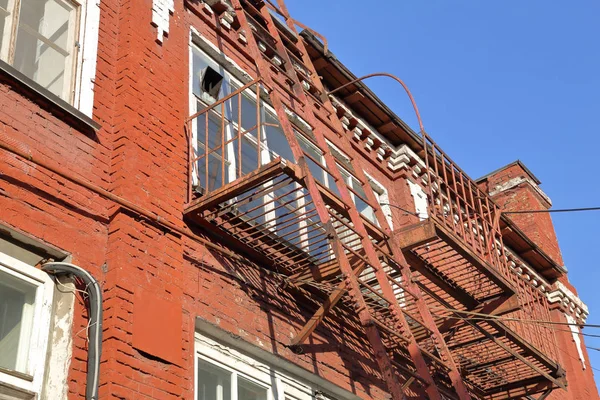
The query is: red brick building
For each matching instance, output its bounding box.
[0,0,598,399]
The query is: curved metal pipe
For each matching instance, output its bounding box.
[326,72,425,133]
[42,262,102,400]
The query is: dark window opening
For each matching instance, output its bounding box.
[200,66,224,100]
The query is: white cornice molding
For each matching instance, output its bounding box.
[489,176,552,208]
[547,280,589,323]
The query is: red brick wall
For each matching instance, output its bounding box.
[3,0,599,398]
[479,163,564,265]
[547,310,599,400]
[0,0,393,398]
[479,164,599,399]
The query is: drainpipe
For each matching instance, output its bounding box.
[42,262,102,400]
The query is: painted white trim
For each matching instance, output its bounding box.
[565,314,586,370]
[195,332,332,400]
[152,0,174,43]
[547,281,589,323]
[0,253,54,397]
[195,319,360,400]
[365,172,393,229]
[488,176,552,207]
[407,179,428,221]
[74,0,101,117]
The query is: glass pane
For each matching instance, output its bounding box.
[197,358,232,400]
[192,47,226,101]
[0,270,36,373]
[272,186,300,243]
[297,134,326,185]
[238,377,267,400]
[230,90,259,135]
[241,134,259,175]
[13,0,76,99]
[196,110,231,191]
[264,112,293,162]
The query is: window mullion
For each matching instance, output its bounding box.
[231,371,238,400]
[5,0,20,63]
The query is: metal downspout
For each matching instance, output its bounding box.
[42,262,102,400]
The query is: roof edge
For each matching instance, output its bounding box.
[300,30,423,150]
[476,160,542,185]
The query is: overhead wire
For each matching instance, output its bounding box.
[503,207,600,215]
[429,307,600,371]
[428,305,600,329]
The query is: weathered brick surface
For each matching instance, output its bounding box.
[480,163,599,399]
[1,0,598,399]
[479,162,564,265]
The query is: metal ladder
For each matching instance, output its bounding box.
[228,1,473,398]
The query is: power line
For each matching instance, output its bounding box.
[380,202,600,218]
[502,207,600,215]
[556,346,600,373]
[429,306,600,329]
[379,203,426,218]
[429,308,600,372]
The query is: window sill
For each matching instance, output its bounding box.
[0,368,33,383]
[0,59,101,134]
[0,381,36,400]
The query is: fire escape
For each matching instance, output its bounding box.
[183,1,567,398]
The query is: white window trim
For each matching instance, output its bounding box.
[0,252,54,397]
[195,332,322,400]
[189,36,289,188]
[365,172,393,229]
[73,0,101,117]
[407,179,428,221]
[0,0,100,115]
[195,319,360,400]
[189,33,327,256]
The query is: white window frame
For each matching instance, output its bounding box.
[0,0,100,115]
[189,41,294,189]
[190,36,331,258]
[365,173,393,230]
[325,140,392,227]
[407,179,428,221]
[0,252,54,397]
[195,333,321,400]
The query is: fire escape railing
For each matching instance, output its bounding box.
[422,132,509,279]
[184,0,566,398]
[421,132,561,365]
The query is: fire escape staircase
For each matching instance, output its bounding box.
[183,1,567,399]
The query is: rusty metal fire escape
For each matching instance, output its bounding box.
[183,1,566,399]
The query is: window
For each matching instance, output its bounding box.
[196,357,269,400]
[195,332,345,400]
[0,252,54,398]
[0,0,99,114]
[0,0,80,101]
[326,142,385,226]
[191,43,332,259]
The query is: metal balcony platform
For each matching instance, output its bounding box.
[184,158,332,279]
[418,279,566,400]
[394,218,516,308]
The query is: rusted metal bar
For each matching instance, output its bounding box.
[270,3,447,398]
[256,83,262,169]
[187,79,260,122]
[238,87,242,179]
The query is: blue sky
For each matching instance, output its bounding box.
[286,0,600,388]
